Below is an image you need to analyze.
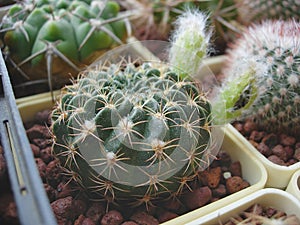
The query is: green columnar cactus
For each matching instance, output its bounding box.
[213,19,300,134]
[235,0,300,25]
[0,0,130,92]
[51,61,213,203]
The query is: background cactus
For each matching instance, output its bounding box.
[213,19,300,134]
[235,0,300,25]
[117,0,241,54]
[116,0,201,41]
[51,60,213,204]
[0,0,131,96]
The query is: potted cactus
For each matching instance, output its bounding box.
[0,9,267,225]
[0,0,132,98]
[213,19,300,188]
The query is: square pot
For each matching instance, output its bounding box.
[186,188,300,225]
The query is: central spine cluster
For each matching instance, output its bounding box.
[51,61,212,203]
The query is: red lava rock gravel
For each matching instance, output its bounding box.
[0,109,251,225]
[233,119,300,166]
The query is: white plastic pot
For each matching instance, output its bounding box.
[186,188,300,225]
[286,169,300,202]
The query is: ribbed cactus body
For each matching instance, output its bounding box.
[0,0,128,86]
[51,61,212,202]
[216,20,300,134]
[236,0,300,25]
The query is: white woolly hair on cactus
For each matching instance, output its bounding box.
[213,19,300,134]
[169,8,212,77]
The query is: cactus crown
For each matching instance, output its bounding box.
[214,19,300,134]
[51,58,213,203]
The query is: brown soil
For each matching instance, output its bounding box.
[233,119,300,166]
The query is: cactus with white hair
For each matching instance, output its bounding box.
[213,19,300,134]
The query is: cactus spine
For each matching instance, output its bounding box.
[214,19,300,134]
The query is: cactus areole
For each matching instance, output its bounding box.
[51,60,213,203]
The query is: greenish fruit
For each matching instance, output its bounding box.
[51,61,213,203]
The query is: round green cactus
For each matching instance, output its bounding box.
[51,60,213,203]
[214,19,300,134]
[235,0,300,25]
[0,0,130,93]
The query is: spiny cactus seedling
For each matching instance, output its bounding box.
[235,0,300,25]
[213,19,300,134]
[51,59,213,204]
[0,0,131,95]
